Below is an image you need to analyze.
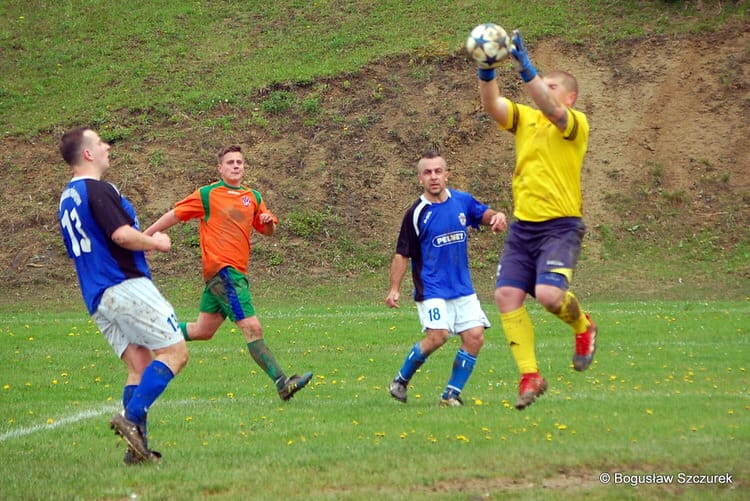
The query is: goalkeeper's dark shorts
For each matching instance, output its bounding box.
[495,217,585,295]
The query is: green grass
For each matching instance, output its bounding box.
[1,0,745,135]
[1,299,747,500]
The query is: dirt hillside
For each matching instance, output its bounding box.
[1,26,748,302]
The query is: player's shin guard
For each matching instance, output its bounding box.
[247,339,285,383]
[125,360,174,426]
[396,342,427,383]
[555,291,590,334]
[500,306,537,374]
[443,348,477,398]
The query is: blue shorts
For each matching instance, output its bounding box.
[495,217,585,295]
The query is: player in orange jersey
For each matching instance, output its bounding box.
[146,145,312,401]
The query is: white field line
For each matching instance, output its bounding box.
[4,303,747,325]
[0,404,119,442]
[0,399,201,443]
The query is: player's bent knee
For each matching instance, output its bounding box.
[535,281,566,312]
[160,342,189,374]
[462,330,485,352]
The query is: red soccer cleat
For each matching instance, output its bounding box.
[515,372,548,410]
[573,314,597,371]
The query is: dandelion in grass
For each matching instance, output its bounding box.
[400,432,408,439]
[646,409,653,415]
[555,423,567,430]
[455,434,469,442]
[47,418,54,424]
[4,384,10,390]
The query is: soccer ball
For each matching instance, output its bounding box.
[465,23,511,69]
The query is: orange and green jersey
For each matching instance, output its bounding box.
[498,97,589,222]
[173,180,278,281]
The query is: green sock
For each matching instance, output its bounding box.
[179,322,191,341]
[247,339,285,385]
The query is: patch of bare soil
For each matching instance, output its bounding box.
[1,26,747,302]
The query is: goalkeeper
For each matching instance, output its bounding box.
[475,29,598,410]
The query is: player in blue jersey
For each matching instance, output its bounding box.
[386,150,507,406]
[58,127,188,464]
[476,29,598,410]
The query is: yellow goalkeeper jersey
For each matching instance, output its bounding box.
[499,97,589,222]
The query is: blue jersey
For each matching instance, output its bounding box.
[58,177,151,314]
[396,189,488,301]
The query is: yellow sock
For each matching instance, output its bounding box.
[555,291,589,334]
[500,306,537,374]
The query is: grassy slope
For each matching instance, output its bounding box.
[1,1,745,135]
[1,1,747,302]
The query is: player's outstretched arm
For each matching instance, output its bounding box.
[477,77,510,126]
[510,30,568,130]
[112,225,171,252]
[144,209,181,236]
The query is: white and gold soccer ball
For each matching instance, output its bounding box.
[465,23,511,69]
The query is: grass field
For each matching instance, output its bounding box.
[1,298,747,500]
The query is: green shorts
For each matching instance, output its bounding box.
[200,267,256,321]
